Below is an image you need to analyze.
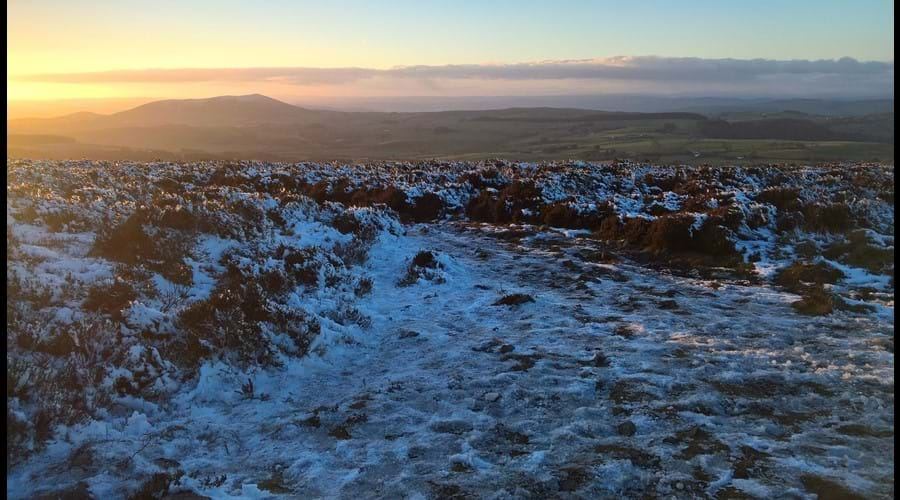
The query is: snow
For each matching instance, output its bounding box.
[6,159,893,499]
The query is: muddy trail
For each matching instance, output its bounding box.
[31,221,888,499]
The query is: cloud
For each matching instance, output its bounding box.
[16,56,894,97]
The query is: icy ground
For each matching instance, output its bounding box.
[11,222,893,499]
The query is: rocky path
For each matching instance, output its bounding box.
[16,223,893,499]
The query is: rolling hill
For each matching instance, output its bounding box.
[7,94,894,163]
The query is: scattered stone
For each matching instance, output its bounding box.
[492,293,535,306]
[472,338,503,353]
[503,353,539,372]
[450,461,474,473]
[329,425,351,440]
[557,466,592,492]
[594,443,660,468]
[613,323,637,337]
[658,299,679,310]
[298,413,320,428]
[348,399,368,410]
[800,474,866,500]
[430,420,474,435]
[483,392,501,402]
[494,423,529,445]
[589,352,609,367]
[617,420,637,436]
[399,329,420,339]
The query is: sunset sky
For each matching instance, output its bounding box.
[7,0,895,105]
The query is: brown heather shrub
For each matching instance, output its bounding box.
[791,285,835,316]
[83,278,137,321]
[176,287,275,368]
[406,192,444,222]
[822,230,894,275]
[595,214,739,262]
[776,212,803,232]
[756,188,801,211]
[774,261,845,294]
[801,203,854,233]
[621,217,652,244]
[542,203,601,229]
[283,247,321,286]
[334,239,369,267]
[332,212,379,242]
[466,181,542,224]
[641,172,682,192]
[463,167,505,189]
[398,250,443,286]
[691,217,739,258]
[157,206,197,231]
[90,211,158,265]
[349,186,408,212]
[306,179,333,203]
[355,277,374,297]
[642,216,694,254]
[595,215,623,240]
[466,191,503,222]
[708,207,745,231]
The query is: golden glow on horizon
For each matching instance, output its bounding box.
[7,0,893,103]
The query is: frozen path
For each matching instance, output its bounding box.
[14,223,893,499]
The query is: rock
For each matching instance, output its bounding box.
[483,392,501,402]
[617,420,637,437]
[399,329,420,339]
[494,423,529,444]
[591,352,609,367]
[499,344,515,354]
[430,420,474,435]
[472,338,503,353]
[492,293,535,306]
[579,352,609,367]
[299,413,320,428]
[800,474,866,500]
[557,466,592,492]
[329,425,352,439]
[658,299,679,310]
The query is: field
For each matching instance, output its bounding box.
[6,159,894,499]
[7,95,894,164]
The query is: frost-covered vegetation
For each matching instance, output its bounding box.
[6,159,894,498]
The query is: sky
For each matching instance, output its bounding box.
[6,0,895,104]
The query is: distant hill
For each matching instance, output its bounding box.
[6,94,894,163]
[10,94,327,132]
[291,94,894,116]
[107,94,326,127]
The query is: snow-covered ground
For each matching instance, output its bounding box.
[6,160,893,499]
